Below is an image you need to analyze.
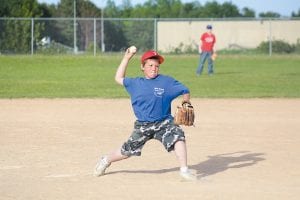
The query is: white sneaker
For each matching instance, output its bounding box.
[180,170,197,181]
[94,156,111,177]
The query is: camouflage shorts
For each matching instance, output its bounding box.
[121,119,185,156]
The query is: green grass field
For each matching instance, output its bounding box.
[0,54,300,98]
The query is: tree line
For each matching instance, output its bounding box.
[2,0,300,18]
[1,0,299,54]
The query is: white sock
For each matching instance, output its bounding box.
[102,156,109,164]
[180,166,188,173]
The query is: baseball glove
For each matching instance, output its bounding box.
[174,101,195,126]
[211,52,217,61]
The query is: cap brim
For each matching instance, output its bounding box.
[156,55,164,64]
[142,55,164,64]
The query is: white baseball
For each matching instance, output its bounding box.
[129,46,137,53]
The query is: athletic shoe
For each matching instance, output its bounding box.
[94,156,111,177]
[180,170,197,181]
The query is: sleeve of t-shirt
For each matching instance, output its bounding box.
[123,77,135,95]
[201,33,205,42]
[169,76,190,96]
[174,80,190,94]
[123,77,130,87]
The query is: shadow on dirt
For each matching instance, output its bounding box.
[190,151,265,178]
[106,151,265,177]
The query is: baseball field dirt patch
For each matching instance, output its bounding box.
[0,99,299,200]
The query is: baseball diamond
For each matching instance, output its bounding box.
[0,98,299,200]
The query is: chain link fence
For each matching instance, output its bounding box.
[0,17,299,55]
[0,17,156,55]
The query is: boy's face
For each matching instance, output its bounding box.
[142,58,160,79]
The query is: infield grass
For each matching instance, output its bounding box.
[0,54,300,98]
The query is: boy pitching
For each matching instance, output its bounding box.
[94,48,196,181]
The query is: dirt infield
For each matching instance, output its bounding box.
[0,99,299,200]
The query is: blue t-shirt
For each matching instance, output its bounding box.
[123,74,190,122]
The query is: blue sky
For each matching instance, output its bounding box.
[38,0,299,17]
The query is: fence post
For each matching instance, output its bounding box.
[101,9,105,52]
[74,0,77,54]
[269,19,272,56]
[94,18,96,56]
[31,18,34,55]
[154,18,157,51]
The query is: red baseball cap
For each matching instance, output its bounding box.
[141,50,164,64]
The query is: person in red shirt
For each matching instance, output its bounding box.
[196,24,216,76]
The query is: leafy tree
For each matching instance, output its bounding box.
[220,2,240,17]
[124,20,154,52]
[180,2,203,18]
[259,11,281,18]
[0,1,10,17]
[155,0,183,18]
[105,0,121,17]
[130,2,157,18]
[241,7,255,18]
[292,9,300,17]
[43,0,76,49]
[103,20,128,51]
[77,1,101,50]
[200,1,221,18]
[119,0,133,17]
[38,3,54,18]
[0,0,44,53]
